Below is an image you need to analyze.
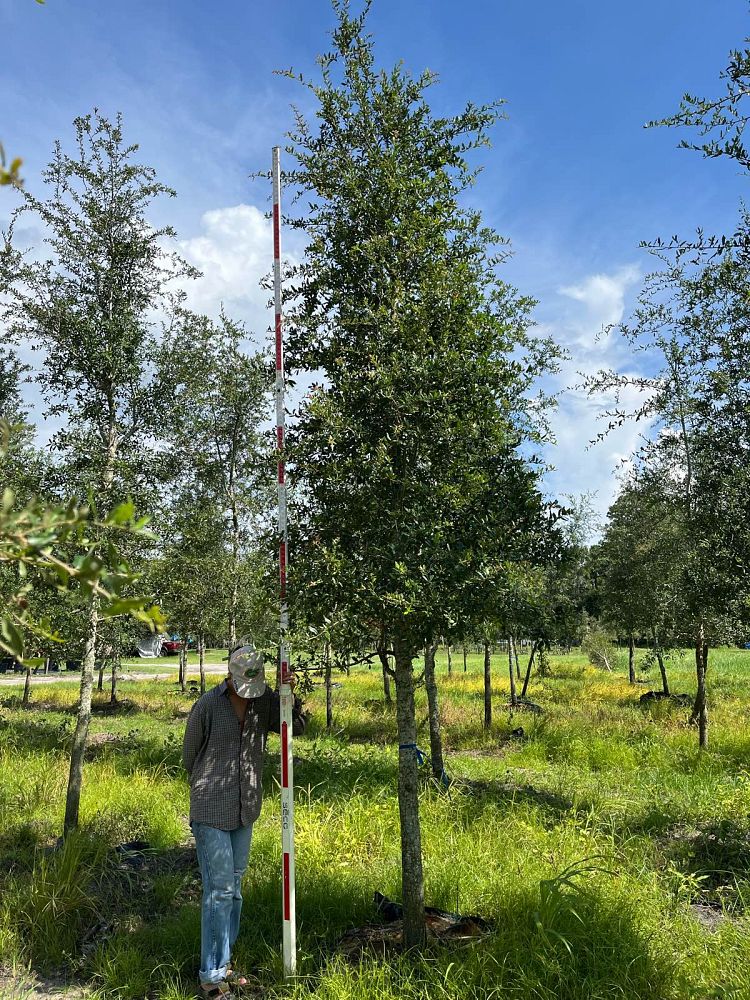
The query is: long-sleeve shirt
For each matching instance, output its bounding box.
[182,680,306,830]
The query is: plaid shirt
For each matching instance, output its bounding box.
[182,680,306,830]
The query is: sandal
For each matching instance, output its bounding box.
[200,982,235,999]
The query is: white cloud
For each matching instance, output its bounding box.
[177,203,302,346]
[539,264,653,526]
[558,264,640,347]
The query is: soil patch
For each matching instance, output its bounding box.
[0,970,91,999]
[690,902,726,932]
[662,820,750,916]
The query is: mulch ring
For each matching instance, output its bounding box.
[336,893,493,959]
[85,731,124,758]
[659,821,750,928]
[639,691,693,707]
[91,698,139,716]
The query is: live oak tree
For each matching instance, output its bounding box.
[0,111,189,831]
[596,474,684,696]
[283,0,560,946]
[151,488,236,694]
[155,310,273,654]
[587,233,750,747]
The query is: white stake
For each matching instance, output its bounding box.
[272,145,296,977]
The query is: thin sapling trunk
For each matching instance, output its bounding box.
[22,663,31,707]
[652,630,670,696]
[423,643,445,783]
[110,658,118,705]
[521,640,538,699]
[628,634,636,684]
[325,642,333,730]
[508,636,518,707]
[692,634,709,749]
[378,647,393,705]
[64,595,98,835]
[657,649,670,696]
[483,640,492,729]
[199,634,206,695]
[179,646,186,693]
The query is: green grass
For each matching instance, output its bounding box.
[1,647,750,998]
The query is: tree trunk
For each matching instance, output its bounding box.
[652,631,670,696]
[483,640,492,729]
[628,635,636,684]
[393,638,426,949]
[97,660,105,692]
[325,642,333,730]
[446,644,452,676]
[378,647,393,705]
[463,646,467,673]
[199,634,206,695]
[508,636,518,707]
[656,649,670,697]
[179,646,186,693]
[229,505,240,653]
[110,658,118,705]
[64,595,98,835]
[521,640,538,699]
[423,643,444,783]
[512,637,521,680]
[22,664,32,707]
[692,634,709,749]
[44,657,49,676]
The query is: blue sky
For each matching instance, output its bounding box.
[2,0,748,518]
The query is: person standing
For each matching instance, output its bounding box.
[182,642,306,997]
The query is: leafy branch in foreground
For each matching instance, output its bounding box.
[643,28,750,259]
[0,420,162,660]
[0,143,24,189]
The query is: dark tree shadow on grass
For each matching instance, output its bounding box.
[266,736,399,801]
[233,861,679,1000]
[449,775,583,827]
[0,712,74,752]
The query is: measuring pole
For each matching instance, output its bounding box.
[273,145,296,977]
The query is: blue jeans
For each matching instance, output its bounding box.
[191,821,253,985]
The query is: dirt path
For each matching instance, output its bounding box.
[0,665,227,687]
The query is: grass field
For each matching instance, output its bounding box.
[1,647,750,999]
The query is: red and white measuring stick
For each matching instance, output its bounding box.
[272,145,296,977]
